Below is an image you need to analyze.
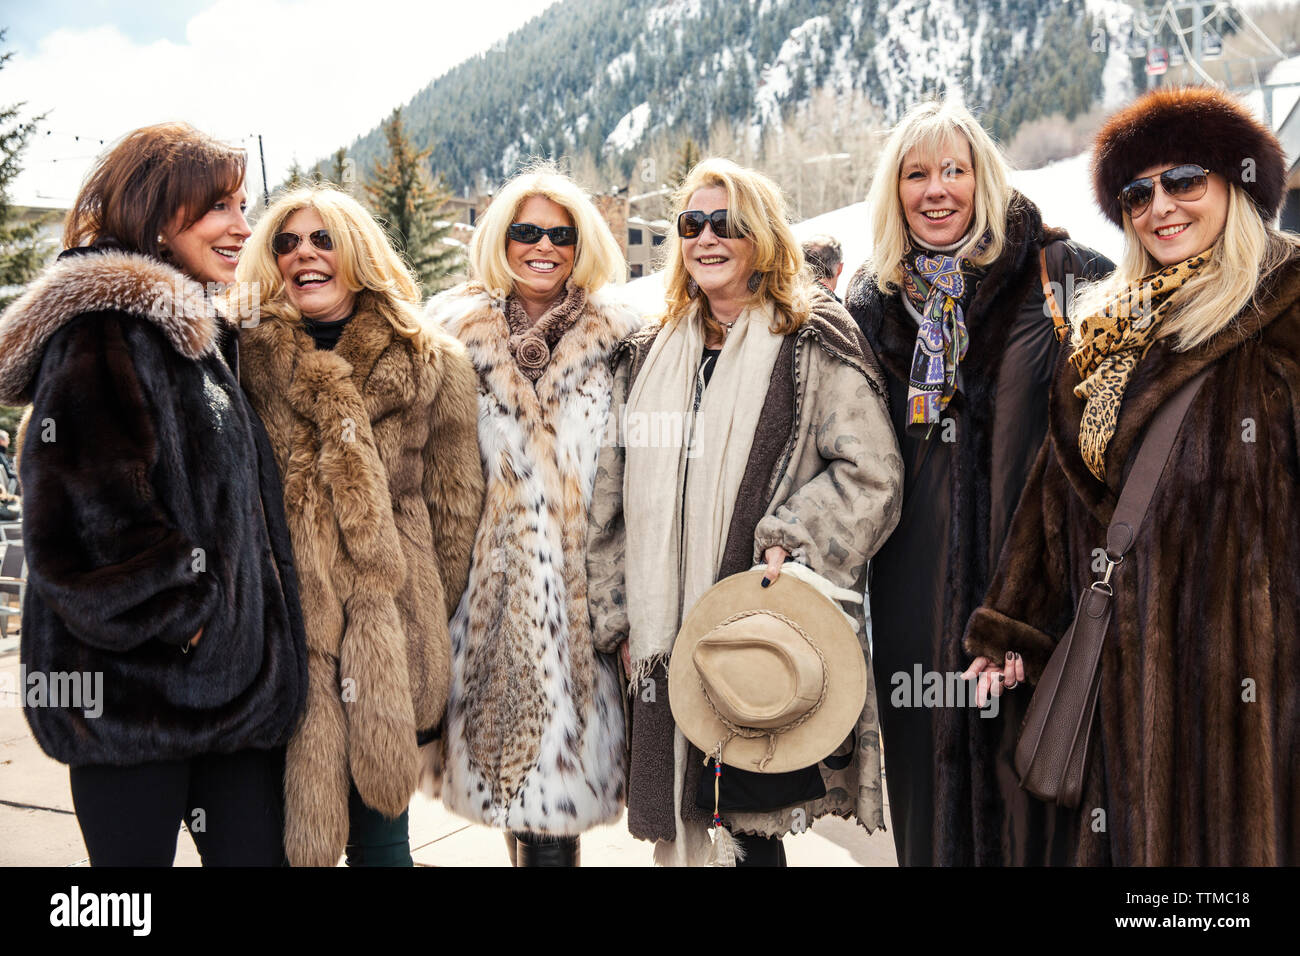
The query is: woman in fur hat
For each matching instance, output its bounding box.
[588,158,904,866]
[964,86,1300,865]
[236,186,484,866]
[424,165,637,867]
[0,123,307,865]
[844,96,1113,866]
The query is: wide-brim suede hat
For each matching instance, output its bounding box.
[668,568,866,774]
[1092,85,1287,226]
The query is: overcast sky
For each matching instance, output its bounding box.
[2,0,559,207]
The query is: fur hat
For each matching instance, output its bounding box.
[1091,86,1287,226]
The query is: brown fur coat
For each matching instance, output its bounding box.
[964,255,1300,865]
[239,297,483,866]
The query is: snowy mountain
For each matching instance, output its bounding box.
[345,0,1134,193]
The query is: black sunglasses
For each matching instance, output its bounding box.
[507,222,578,246]
[1119,164,1211,218]
[676,208,744,240]
[272,229,334,256]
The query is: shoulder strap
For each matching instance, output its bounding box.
[1106,367,1212,560]
[1039,247,1069,343]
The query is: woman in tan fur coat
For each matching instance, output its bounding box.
[425,165,639,866]
[236,186,483,866]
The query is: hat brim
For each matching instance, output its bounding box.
[668,568,867,774]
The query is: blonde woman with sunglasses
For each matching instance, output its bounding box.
[236,185,484,867]
[964,87,1300,865]
[424,163,638,866]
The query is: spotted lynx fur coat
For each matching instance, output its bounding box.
[425,281,640,834]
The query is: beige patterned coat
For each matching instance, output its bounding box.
[588,290,903,855]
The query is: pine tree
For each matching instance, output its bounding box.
[0,33,54,310]
[283,159,306,190]
[364,107,462,293]
[329,147,350,189]
[671,136,702,188]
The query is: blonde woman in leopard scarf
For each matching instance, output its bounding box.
[964,87,1300,865]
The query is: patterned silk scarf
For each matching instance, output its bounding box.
[900,232,990,435]
[1069,254,1207,481]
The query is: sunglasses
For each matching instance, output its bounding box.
[1118,165,1211,218]
[272,229,334,256]
[507,222,578,246]
[676,209,744,240]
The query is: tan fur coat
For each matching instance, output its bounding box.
[425,281,641,835]
[239,296,483,866]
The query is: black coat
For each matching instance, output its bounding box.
[845,194,1113,865]
[0,246,308,766]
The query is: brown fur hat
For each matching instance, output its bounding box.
[1091,85,1287,226]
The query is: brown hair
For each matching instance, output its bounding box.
[64,122,246,259]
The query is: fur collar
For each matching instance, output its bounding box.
[426,281,644,401]
[0,249,227,404]
[240,299,449,425]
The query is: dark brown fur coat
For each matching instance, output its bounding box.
[965,254,1300,865]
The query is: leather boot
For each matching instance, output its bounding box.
[504,832,518,867]
[514,832,580,867]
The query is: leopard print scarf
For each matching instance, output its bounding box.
[1069,254,1206,480]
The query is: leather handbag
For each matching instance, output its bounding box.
[1014,366,1210,807]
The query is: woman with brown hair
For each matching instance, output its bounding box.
[0,122,308,865]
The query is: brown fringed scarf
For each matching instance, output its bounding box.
[1069,254,1207,480]
[504,280,587,381]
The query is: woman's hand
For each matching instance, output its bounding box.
[961,652,1025,707]
[760,546,790,587]
[189,627,203,648]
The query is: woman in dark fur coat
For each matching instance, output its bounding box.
[845,97,1112,866]
[965,86,1300,865]
[0,123,307,865]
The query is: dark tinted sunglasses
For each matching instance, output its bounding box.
[507,222,578,246]
[272,229,334,256]
[677,208,743,240]
[1119,164,1210,218]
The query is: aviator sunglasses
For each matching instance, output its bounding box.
[507,222,578,246]
[676,208,744,240]
[1118,164,1211,218]
[272,229,334,256]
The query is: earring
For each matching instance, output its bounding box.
[747,272,761,293]
[686,277,700,299]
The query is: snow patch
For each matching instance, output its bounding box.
[605,102,650,152]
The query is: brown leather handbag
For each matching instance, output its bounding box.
[1014,367,1210,807]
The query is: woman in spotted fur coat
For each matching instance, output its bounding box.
[424,165,640,866]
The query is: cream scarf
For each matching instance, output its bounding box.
[623,300,784,865]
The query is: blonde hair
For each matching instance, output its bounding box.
[237,185,425,341]
[1068,183,1300,351]
[662,157,810,338]
[869,96,1011,293]
[469,162,625,298]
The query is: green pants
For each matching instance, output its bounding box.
[345,782,413,867]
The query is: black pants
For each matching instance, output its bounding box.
[69,747,287,866]
[731,831,787,867]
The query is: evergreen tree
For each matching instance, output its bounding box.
[0,33,54,310]
[364,107,462,293]
[329,147,351,189]
[671,136,702,188]
[283,159,306,190]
